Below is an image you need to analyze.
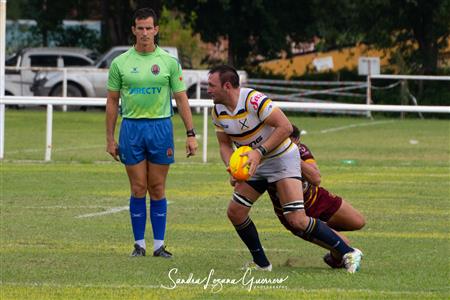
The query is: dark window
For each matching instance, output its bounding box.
[98,50,126,68]
[30,55,58,67]
[63,56,92,66]
[106,51,124,66]
[6,54,19,66]
[86,51,99,61]
[5,54,20,74]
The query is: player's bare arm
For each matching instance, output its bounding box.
[216,131,237,185]
[301,160,321,186]
[216,131,234,166]
[244,107,292,175]
[173,91,198,157]
[105,90,120,161]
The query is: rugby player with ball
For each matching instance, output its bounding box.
[208,65,363,273]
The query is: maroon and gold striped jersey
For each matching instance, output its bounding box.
[299,143,318,209]
[267,143,343,221]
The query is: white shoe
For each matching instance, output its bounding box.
[343,248,363,274]
[241,261,273,271]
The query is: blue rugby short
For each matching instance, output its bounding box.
[118,117,175,165]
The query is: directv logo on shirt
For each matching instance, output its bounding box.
[129,87,162,95]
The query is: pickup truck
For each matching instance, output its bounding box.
[5,47,96,96]
[31,46,247,99]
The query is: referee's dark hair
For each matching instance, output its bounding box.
[132,8,158,26]
[209,65,240,88]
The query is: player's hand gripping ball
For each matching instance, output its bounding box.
[228,146,252,181]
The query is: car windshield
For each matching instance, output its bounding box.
[5,53,19,66]
[86,51,99,62]
[94,51,110,67]
[94,49,128,68]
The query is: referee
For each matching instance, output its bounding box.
[106,8,197,257]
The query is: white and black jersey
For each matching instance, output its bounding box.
[212,88,294,158]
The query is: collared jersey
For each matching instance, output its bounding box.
[298,143,319,208]
[212,88,293,158]
[107,46,186,119]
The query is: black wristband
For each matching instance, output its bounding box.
[186,129,196,137]
[257,145,267,156]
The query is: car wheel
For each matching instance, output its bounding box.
[50,83,84,97]
[5,91,24,109]
[50,83,85,110]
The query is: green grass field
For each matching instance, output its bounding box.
[1,110,449,299]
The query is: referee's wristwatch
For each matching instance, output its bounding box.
[186,128,196,137]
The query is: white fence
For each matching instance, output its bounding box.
[366,74,450,118]
[1,96,449,162]
[245,78,369,116]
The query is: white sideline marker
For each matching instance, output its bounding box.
[320,120,395,133]
[75,201,174,219]
[76,206,128,218]
[8,145,103,154]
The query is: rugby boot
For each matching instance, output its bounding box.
[131,244,146,257]
[153,245,172,258]
[323,252,344,268]
[343,248,363,273]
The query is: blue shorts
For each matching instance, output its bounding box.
[118,118,175,165]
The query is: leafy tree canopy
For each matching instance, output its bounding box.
[167,0,315,68]
[312,0,450,74]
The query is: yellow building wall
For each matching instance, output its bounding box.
[260,42,450,78]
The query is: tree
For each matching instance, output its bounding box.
[6,0,26,20]
[20,0,93,46]
[21,0,65,46]
[312,0,450,74]
[167,0,314,68]
[7,0,166,51]
[100,0,162,50]
[158,7,207,68]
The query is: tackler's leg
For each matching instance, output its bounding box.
[327,199,366,232]
[276,178,363,273]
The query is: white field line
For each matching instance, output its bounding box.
[7,145,104,154]
[1,159,225,166]
[0,282,445,296]
[5,120,394,159]
[74,201,174,218]
[15,205,271,213]
[18,205,123,209]
[7,121,394,155]
[75,206,128,218]
[319,120,395,133]
[14,204,449,216]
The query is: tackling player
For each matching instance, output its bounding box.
[208,65,363,273]
[267,124,365,268]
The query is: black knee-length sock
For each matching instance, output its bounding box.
[234,217,271,267]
